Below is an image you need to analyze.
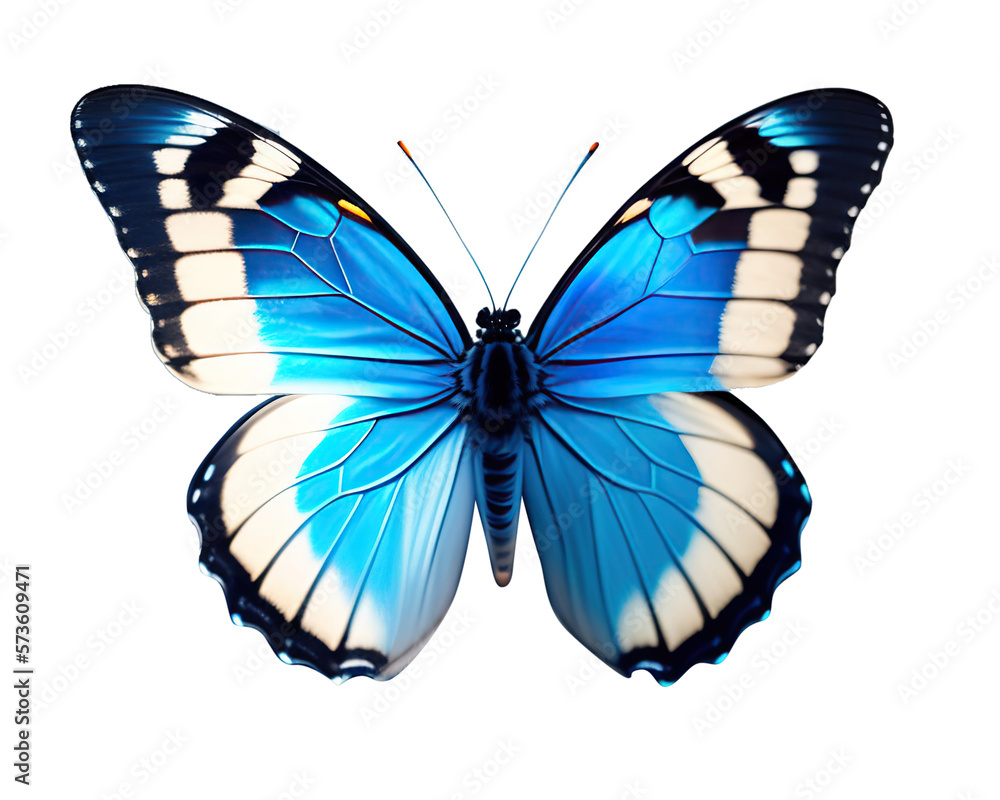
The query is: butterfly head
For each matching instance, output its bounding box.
[475,307,522,344]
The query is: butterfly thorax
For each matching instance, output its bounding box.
[454,308,543,435]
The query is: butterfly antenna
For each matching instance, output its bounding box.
[502,141,599,310]
[397,141,495,310]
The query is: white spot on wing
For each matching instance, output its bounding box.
[717,175,770,210]
[616,198,653,225]
[709,355,794,388]
[252,139,300,177]
[681,136,722,167]
[178,299,263,357]
[165,211,235,252]
[165,134,206,146]
[731,251,803,300]
[681,436,780,527]
[239,163,288,183]
[617,593,659,651]
[691,488,772,575]
[229,493,310,576]
[174,252,249,301]
[681,535,743,618]
[301,575,354,650]
[789,150,819,174]
[177,352,280,394]
[653,568,703,651]
[698,162,743,183]
[259,531,331,621]
[747,209,811,251]
[718,300,797,358]
[158,178,192,210]
[236,395,354,454]
[215,177,273,209]
[782,177,818,209]
[686,140,735,176]
[649,393,754,448]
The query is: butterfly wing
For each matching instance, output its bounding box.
[190,393,474,680]
[519,89,889,682]
[72,85,469,398]
[523,392,808,683]
[525,88,892,397]
[74,86,478,680]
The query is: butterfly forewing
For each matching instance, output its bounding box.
[526,88,892,397]
[73,85,469,398]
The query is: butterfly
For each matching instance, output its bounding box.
[73,85,892,685]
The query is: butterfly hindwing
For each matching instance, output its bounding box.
[72,85,469,398]
[526,88,892,398]
[522,392,809,683]
[190,394,475,681]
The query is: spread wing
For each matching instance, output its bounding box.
[73,85,469,398]
[525,88,892,397]
[522,392,809,684]
[190,394,474,681]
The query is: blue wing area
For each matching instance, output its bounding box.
[521,392,809,684]
[189,395,474,681]
[525,89,892,397]
[72,85,469,397]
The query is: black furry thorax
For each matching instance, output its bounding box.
[453,307,544,433]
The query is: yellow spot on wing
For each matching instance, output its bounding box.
[616,197,652,225]
[337,199,372,223]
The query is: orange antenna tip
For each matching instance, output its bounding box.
[397,140,412,159]
[589,141,599,154]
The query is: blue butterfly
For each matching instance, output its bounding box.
[73,86,892,685]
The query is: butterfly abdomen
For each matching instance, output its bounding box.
[472,430,524,586]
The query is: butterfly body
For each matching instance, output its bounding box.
[454,307,539,584]
[73,85,892,684]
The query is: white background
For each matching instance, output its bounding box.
[3,0,998,797]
